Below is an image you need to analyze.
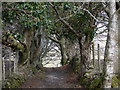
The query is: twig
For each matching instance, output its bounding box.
[96,29,108,35]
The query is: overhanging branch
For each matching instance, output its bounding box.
[2,33,26,52]
[49,2,79,37]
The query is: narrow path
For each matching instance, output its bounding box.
[21,65,82,88]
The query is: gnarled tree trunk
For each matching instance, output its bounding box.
[59,38,68,66]
[78,35,91,77]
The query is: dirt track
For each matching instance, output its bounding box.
[21,65,82,88]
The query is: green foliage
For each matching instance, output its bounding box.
[2,2,102,43]
[68,10,95,41]
[2,2,48,29]
[69,56,80,73]
[112,73,120,88]
[79,74,104,89]
[88,76,104,89]
[112,76,119,87]
[27,64,43,75]
[4,74,25,88]
[27,65,38,75]
[79,76,90,87]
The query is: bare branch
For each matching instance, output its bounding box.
[96,24,108,29]
[48,36,60,44]
[96,29,108,35]
[83,8,104,23]
[111,7,120,19]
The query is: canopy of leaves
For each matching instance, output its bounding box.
[2,2,104,43]
[47,2,103,42]
[2,2,49,29]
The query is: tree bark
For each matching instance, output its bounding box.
[2,28,43,69]
[0,51,2,89]
[78,36,91,77]
[103,1,118,88]
[92,43,95,66]
[2,34,29,65]
[59,38,68,65]
[117,5,120,88]
[116,2,120,72]
[0,4,2,87]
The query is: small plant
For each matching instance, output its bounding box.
[112,73,120,88]
[79,74,104,89]
[89,76,104,89]
[4,74,25,88]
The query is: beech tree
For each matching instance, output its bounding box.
[49,2,106,77]
[2,2,49,69]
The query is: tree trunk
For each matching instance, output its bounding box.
[92,43,95,66]
[103,1,118,88]
[117,6,120,88]
[118,11,120,73]
[2,34,29,65]
[29,27,44,69]
[0,51,2,89]
[59,38,68,66]
[78,36,90,77]
[23,29,34,64]
[113,10,120,76]
[0,3,2,89]
[2,28,43,69]
[78,39,84,77]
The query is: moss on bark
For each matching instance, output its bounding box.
[2,34,29,65]
[69,55,80,73]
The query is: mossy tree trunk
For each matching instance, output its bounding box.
[49,36,77,66]
[59,37,78,66]
[78,35,91,77]
[23,29,34,64]
[2,28,44,70]
[0,45,2,89]
[59,38,68,65]
[29,27,44,69]
[2,33,28,64]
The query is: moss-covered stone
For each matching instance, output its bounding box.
[112,74,120,88]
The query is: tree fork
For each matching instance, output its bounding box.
[2,34,29,65]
